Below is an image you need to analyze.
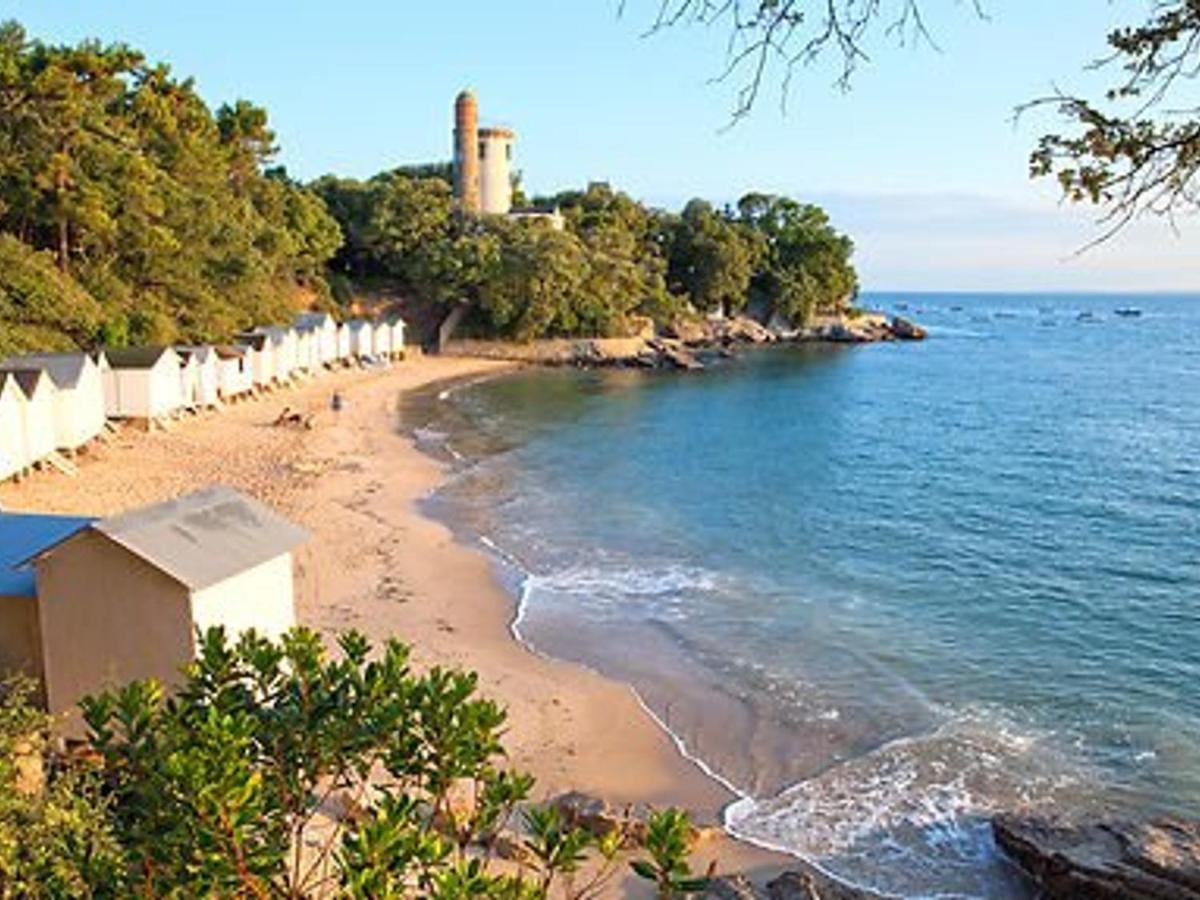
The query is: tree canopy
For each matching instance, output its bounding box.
[0,21,341,351]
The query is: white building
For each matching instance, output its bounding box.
[177,347,221,409]
[253,326,299,382]
[345,320,373,359]
[0,374,29,480]
[103,347,185,422]
[335,323,352,362]
[372,319,393,359]
[213,345,254,401]
[295,312,339,367]
[0,353,106,454]
[478,126,515,215]
[384,315,407,357]
[22,486,309,733]
[235,333,274,388]
[9,370,57,466]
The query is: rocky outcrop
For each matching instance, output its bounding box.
[993,814,1200,899]
[704,875,766,899]
[889,317,927,340]
[766,865,889,900]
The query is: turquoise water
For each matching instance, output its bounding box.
[414,293,1200,898]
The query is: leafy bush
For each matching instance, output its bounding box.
[0,627,713,897]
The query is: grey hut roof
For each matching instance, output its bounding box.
[176,346,215,363]
[295,312,334,331]
[0,513,94,597]
[0,352,93,389]
[345,319,370,332]
[6,369,51,397]
[105,346,175,369]
[235,333,269,351]
[87,486,309,592]
[253,326,292,345]
[0,371,28,400]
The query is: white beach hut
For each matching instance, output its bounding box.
[384,315,407,358]
[103,347,185,422]
[296,312,338,367]
[177,347,220,409]
[0,353,106,453]
[371,319,393,360]
[0,374,29,480]
[335,322,352,363]
[345,320,373,359]
[235,333,274,389]
[8,370,57,466]
[253,326,298,383]
[214,346,254,401]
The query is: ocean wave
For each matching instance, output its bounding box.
[725,707,1085,899]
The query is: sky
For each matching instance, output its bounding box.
[8,1,1197,291]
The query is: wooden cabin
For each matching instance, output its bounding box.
[0,513,94,704]
[253,326,298,382]
[384,315,407,359]
[102,347,185,422]
[29,486,308,734]
[372,320,394,360]
[0,353,106,454]
[335,322,352,363]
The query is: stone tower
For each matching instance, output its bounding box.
[453,90,480,214]
[478,127,515,215]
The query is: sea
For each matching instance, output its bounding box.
[402,292,1200,899]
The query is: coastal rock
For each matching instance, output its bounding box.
[889,317,927,340]
[704,874,766,899]
[721,317,776,345]
[549,791,646,844]
[767,865,889,900]
[664,318,715,345]
[993,814,1200,899]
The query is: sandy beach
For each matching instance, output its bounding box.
[0,354,785,890]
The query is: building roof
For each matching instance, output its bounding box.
[0,513,94,597]
[176,346,215,363]
[0,372,28,401]
[295,312,335,331]
[234,333,269,351]
[213,345,247,360]
[105,346,176,370]
[6,369,52,398]
[345,319,370,332]
[253,325,293,344]
[87,486,309,592]
[0,353,94,390]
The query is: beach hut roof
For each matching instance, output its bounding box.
[176,346,215,363]
[213,345,247,360]
[346,319,370,332]
[0,371,28,401]
[6,368,52,398]
[235,333,269,351]
[0,352,93,390]
[383,312,407,326]
[76,486,309,592]
[295,312,334,332]
[0,513,95,597]
[105,347,176,370]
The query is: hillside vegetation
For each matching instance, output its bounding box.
[0,20,857,353]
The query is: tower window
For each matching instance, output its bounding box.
[479,142,486,158]
[506,144,512,160]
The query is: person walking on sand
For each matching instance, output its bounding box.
[330,390,344,414]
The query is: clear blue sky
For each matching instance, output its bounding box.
[8,1,1197,291]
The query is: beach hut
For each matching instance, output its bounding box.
[0,374,29,480]
[345,320,373,359]
[214,345,254,401]
[30,486,308,733]
[335,322,352,363]
[9,370,57,466]
[103,347,185,422]
[296,312,339,366]
[177,347,220,409]
[384,315,407,358]
[372,319,394,360]
[253,326,298,382]
[0,353,107,453]
[177,351,199,411]
[0,513,93,702]
[292,326,316,376]
[236,334,274,389]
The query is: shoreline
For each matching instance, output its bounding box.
[0,356,789,889]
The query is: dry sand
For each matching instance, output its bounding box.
[0,355,787,890]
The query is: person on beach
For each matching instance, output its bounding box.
[331,390,343,413]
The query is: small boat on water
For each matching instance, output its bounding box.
[1114,307,1143,318]
[895,302,909,311]
[1077,311,1098,323]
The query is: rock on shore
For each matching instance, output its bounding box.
[993,814,1200,899]
[442,312,926,371]
[704,864,888,899]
